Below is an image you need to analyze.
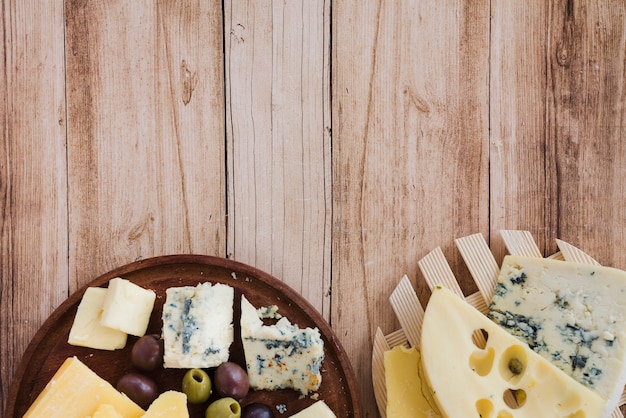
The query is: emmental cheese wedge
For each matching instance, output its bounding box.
[22,356,144,418]
[421,286,607,417]
[488,255,626,415]
[383,345,441,417]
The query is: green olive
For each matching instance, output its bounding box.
[205,397,241,418]
[182,368,212,404]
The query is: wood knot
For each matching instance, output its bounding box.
[556,42,570,67]
[181,60,198,105]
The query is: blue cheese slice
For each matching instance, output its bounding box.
[162,282,234,368]
[488,255,626,415]
[240,295,324,395]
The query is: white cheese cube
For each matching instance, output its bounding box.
[289,401,337,418]
[240,295,324,395]
[488,255,626,415]
[68,287,128,350]
[162,282,234,368]
[100,277,156,337]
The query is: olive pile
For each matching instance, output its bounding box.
[115,335,274,418]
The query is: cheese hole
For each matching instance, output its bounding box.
[499,345,527,384]
[469,347,495,376]
[472,328,488,349]
[503,388,526,409]
[475,398,494,418]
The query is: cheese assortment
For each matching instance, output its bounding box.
[373,231,626,418]
[421,286,606,417]
[25,273,337,417]
[162,282,234,368]
[240,295,325,395]
[488,255,626,415]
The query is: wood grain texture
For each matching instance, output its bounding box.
[224,0,332,318]
[0,0,68,410]
[332,1,490,415]
[64,0,226,292]
[490,1,626,269]
[3,1,626,416]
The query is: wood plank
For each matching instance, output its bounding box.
[331,1,490,416]
[489,2,551,262]
[65,0,226,292]
[224,0,332,318]
[0,1,67,411]
[545,0,626,269]
[491,1,626,271]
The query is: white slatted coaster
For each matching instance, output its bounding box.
[389,275,424,347]
[372,231,626,417]
[455,232,499,305]
[556,238,600,265]
[418,246,463,296]
[372,328,390,418]
[500,229,542,257]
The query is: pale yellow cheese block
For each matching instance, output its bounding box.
[289,400,337,417]
[68,287,128,350]
[101,277,156,337]
[421,286,608,417]
[141,391,188,418]
[89,404,124,418]
[22,356,145,418]
[384,345,441,418]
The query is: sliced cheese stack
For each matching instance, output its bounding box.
[421,286,608,417]
[383,345,440,417]
[68,287,128,350]
[488,255,626,416]
[22,356,145,418]
[68,277,156,350]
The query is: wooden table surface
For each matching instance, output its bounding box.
[2,1,626,417]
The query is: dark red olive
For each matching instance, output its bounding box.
[131,334,163,371]
[242,402,275,418]
[214,362,250,400]
[116,372,158,408]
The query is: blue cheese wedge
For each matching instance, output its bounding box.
[240,295,324,395]
[488,255,626,415]
[162,282,234,368]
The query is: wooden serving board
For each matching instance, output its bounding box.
[373,230,626,418]
[6,255,360,418]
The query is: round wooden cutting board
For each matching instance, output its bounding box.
[6,255,360,418]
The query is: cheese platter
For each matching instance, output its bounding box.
[373,231,626,418]
[6,255,359,418]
